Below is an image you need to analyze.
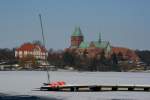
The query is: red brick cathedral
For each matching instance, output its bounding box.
[67,27,139,62]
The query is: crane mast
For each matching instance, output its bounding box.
[39,14,50,84]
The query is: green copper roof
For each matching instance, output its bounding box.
[79,42,90,48]
[93,41,109,49]
[72,27,83,36]
[79,41,110,49]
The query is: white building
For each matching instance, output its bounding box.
[15,43,48,67]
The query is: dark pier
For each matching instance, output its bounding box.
[40,84,150,92]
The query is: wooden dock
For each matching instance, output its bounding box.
[40,84,150,92]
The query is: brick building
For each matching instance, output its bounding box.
[68,27,139,62]
[112,47,140,62]
[69,27,111,58]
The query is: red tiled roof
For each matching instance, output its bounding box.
[16,43,47,52]
[112,47,140,61]
[112,47,129,54]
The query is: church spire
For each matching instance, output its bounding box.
[98,32,101,43]
[72,26,83,36]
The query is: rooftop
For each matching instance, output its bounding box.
[16,43,47,52]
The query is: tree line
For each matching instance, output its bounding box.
[0,48,17,64]
[48,49,120,71]
[135,50,150,65]
[0,47,150,71]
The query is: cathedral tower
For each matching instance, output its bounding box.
[71,27,83,48]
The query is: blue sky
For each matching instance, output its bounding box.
[0,0,150,50]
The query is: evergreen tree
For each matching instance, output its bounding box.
[111,53,120,71]
[63,51,75,66]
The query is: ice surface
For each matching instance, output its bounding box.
[0,71,150,100]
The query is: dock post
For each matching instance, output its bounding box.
[128,87,134,91]
[70,87,78,92]
[70,87,74,91]
[89,86,101,91]
[144,88,149,91]
[112,86,118,91]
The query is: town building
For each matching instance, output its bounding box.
[15,43,48,67]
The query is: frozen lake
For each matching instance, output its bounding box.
[0,71,150,100]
